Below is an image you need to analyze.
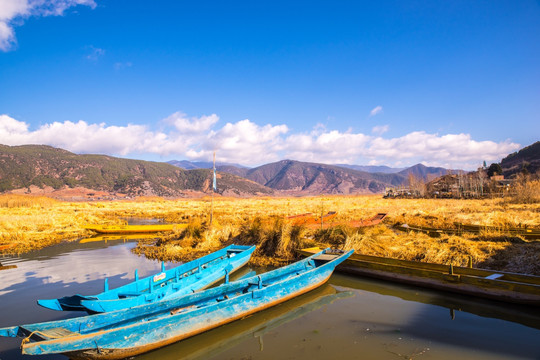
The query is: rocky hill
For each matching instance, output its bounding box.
[500,141,540,177]
[0,145,274,197]
[217,160,406,195]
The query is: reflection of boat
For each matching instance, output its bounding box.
[299,247,540,305]
[2,249,352,359]
[84,224,188,234]
[330,273,540,331]
[0,263,17,271]
[144,284,354,360]
[79,234,158,243]
[38,244,255,312]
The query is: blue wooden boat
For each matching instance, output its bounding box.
[38,244,255,313]
[0,248,352,359]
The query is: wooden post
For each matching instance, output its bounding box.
[210,151,215,227]
[320,199,324,231]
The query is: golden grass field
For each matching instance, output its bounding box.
[1,192,539,274]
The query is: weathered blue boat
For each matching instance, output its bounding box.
[38,244,255,313]
[0,248,352,359]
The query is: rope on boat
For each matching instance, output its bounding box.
[21,330,62,347]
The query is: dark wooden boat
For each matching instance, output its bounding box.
[0,248,352,359]
[395,222,540,240]
[394,223,460,237]
[455,223,540,240]
[299,247,540,306]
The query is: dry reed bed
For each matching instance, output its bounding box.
[1,194,539,274]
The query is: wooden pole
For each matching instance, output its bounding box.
[210,151,215,227]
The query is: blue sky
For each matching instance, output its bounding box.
[0,0,538,169]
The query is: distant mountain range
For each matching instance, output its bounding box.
[6,142,535,198]
[0,145,273,197]
[169,159,455,195]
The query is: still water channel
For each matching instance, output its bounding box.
[0,238,539,360]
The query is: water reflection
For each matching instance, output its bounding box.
[79,233,158,244]
[331,273,540,331]
[137,284,353,360]
[0,240,539,360]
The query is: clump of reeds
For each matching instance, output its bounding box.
[0,194,57,208]
[339,225,522,269]
[508,175,540,204]
[234,217,307,264]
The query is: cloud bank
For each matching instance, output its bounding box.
[0,0,96,51]
[0,113,520,170]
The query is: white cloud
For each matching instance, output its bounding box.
[372,124,389,135]
[164,112,219,134]
[285,131,371,164]
[203,119,289,164]
[369,106,383,117]
[0,113,520,170]
[86,45,105,61]
[0,0,96,51]
[114,61,132,70]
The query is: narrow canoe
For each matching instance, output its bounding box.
[455,223,540,240]
[84,224,188,234]
[79,233,158,243]
[38,244,255,312]
[395,222,540,240]
[1,248,352,359]
[298,247,540,306]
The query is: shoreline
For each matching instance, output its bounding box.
[1,194,539,274]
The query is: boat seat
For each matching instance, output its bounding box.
[485,273,504,280]
[36,327,79,339]
[313,254,338,261]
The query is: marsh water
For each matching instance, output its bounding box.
[1,238,539,360]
